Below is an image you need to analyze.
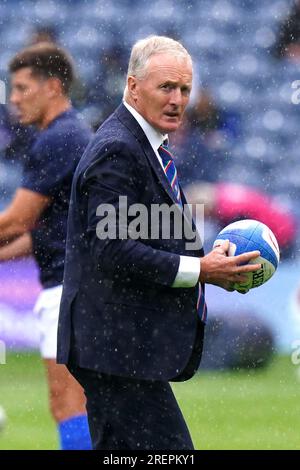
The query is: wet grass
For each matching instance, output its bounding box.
[0,353,298,450]
[0,352,57,450]
[174,355,300,450]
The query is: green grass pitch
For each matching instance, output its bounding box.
[0,353,299,450]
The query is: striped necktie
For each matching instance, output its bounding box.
[158,142,207,323]
[197,282,207,323]
[158,142,183,208]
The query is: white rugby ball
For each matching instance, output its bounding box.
[213,219,280,292]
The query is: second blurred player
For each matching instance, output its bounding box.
[0,42,92,449]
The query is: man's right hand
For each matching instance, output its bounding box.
[199,239,261,291]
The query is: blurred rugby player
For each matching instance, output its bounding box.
[0,43,92,449]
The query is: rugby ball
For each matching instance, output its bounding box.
[213,219,280,292]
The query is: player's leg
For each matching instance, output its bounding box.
[35,285,92,450]
[44,359,91,450]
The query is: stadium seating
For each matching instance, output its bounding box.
[0,0,298,232]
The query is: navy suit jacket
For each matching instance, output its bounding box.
[57,103,205,382]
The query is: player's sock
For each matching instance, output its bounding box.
[58,414,92,450]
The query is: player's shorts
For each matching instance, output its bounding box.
[33,284,63,359]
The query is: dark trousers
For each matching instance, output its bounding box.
[69,365,194,450]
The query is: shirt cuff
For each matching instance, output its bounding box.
[171,255,200,288]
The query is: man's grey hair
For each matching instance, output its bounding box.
[126,35,192,81]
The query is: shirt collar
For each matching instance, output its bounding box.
[123,100,167,152]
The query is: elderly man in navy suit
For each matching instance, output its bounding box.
[57,36,261,450]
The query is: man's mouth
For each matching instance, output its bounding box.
[14,108,22,118]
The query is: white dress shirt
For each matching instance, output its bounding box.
[123,101,200,288]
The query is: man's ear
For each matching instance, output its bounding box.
[127,76,138,102]
[45,77,65,98]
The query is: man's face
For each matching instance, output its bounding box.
[10,67,49,126]
[130,53,193,134]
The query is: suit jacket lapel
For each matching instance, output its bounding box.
[116,104,179,205]
[115,104,199,239]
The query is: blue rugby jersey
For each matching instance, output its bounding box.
[21,108,92,288]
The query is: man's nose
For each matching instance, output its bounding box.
[10,90,19,105]
[169,88,183,106]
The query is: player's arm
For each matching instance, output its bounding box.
[0,232,33,261]
[0,188,50,245]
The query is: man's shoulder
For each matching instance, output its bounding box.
[95,105,144,150]
[78,131,136,172]
[52,109,91,136]
[31,112,91,157]
[74,122,140,185]
[87,115,137,157]
[73,104,147,181]
[50,111,90,140]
